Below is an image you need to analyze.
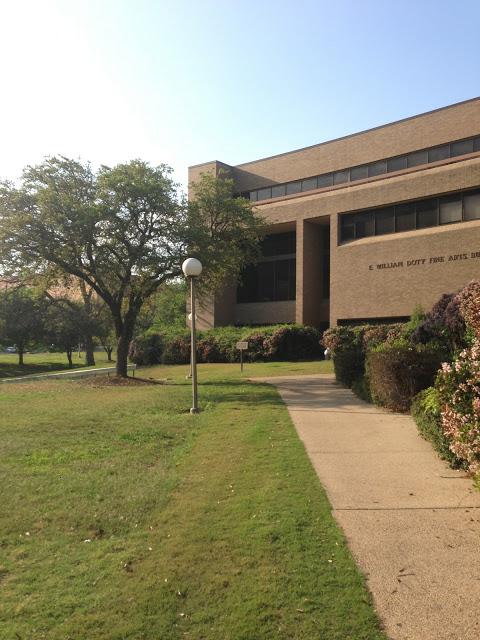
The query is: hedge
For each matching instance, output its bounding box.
[129,324,323,365]
[411,388,464,469]
[366,341,443,412]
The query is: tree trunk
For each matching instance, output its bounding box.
[116,333,131,377]
[66,350,73,368]
[105,346,113,362]
[85,334,96,366]
[18,350,24,366]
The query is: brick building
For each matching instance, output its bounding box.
[189,98,480,329]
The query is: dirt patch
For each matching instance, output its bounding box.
[80,375,165,388]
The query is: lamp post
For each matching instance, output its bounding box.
[182,257,202,414]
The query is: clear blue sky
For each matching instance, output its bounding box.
[1,0,479,188]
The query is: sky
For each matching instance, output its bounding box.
[0,0,479,190]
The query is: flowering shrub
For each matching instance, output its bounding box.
[458,280,480,338]
[411,292,466,356]
[436,340,480,473]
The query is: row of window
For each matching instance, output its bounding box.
[340,188,480,243]
[248,135,480,203]
[237,258,296,303]
[237,232,296,303]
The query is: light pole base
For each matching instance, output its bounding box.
[190,407,200,414]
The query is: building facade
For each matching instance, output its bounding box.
[188,98,480,329]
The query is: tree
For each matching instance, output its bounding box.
[0,158,263,376]
[44,300,83,368]
[0,287,45,365]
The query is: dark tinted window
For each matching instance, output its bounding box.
[286,181,302,195]
[439,196,462,224]
[451,139,474,156]
[261,232,296,257]
[257,262,275,301]
[257,187,272,200]
[416,199,438,229]
[317,173,333,188]
[387,156,407,172]
[350,165,368,181]
[395,203,416,232]
[302,177,317,191]
[407,150,428,167]
[271,184,286,198]
[275,259,290,300]
[474,137,480,152]
[341,219,355,241]
[375,207,395,235]
[237,264,257,302]
[237,256,296,303]
[428,145,450,162]
[250,191,258,202]
[354,212,375,238]
[464,192,480,220]
[333,169,349,185]
[368,160,387,177]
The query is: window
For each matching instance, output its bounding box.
[350,165,368,181]
[368,160,387,177]
[451,139,473,157]
[464,192,480,220]
[247,135,480,203]
[286,181,302,195]
[302,177,318,191]
[407,150,428,167]
[257,262,275,301]
[416,199,438,229]
[387,156,407,172]
[439,196,462,224]
[340,215,355,241]
[375,207,395,235]
[271,184,286,198]
[257,187,272,200]
[317,173,333,188]
[428,145,450,163]
[355,212,374,238]
[333,169,349,185]
[395,203,416,232]
[261,232,296,257]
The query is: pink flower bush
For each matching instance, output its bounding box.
[435,281,480,473]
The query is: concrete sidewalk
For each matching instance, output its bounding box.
[255,373,480,640]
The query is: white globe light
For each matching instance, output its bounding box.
[182,257,203,277]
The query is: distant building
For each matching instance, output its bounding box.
[189,98,480,329]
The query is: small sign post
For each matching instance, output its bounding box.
[236,341,249,372]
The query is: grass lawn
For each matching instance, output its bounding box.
[0,360,386,639]
[0,351,116,379]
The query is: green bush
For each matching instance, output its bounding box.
[322,326,365,387]
[366,340,443,412]
[128,333,163,365]
[130,324,323,365]
[351,374,372,404]
[161,333,191,365]
[265,325,322,360]
[411,388,464,468]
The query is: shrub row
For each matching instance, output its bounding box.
[323,281,480,476]
[322,324,443,412]
[129,324,323,365]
